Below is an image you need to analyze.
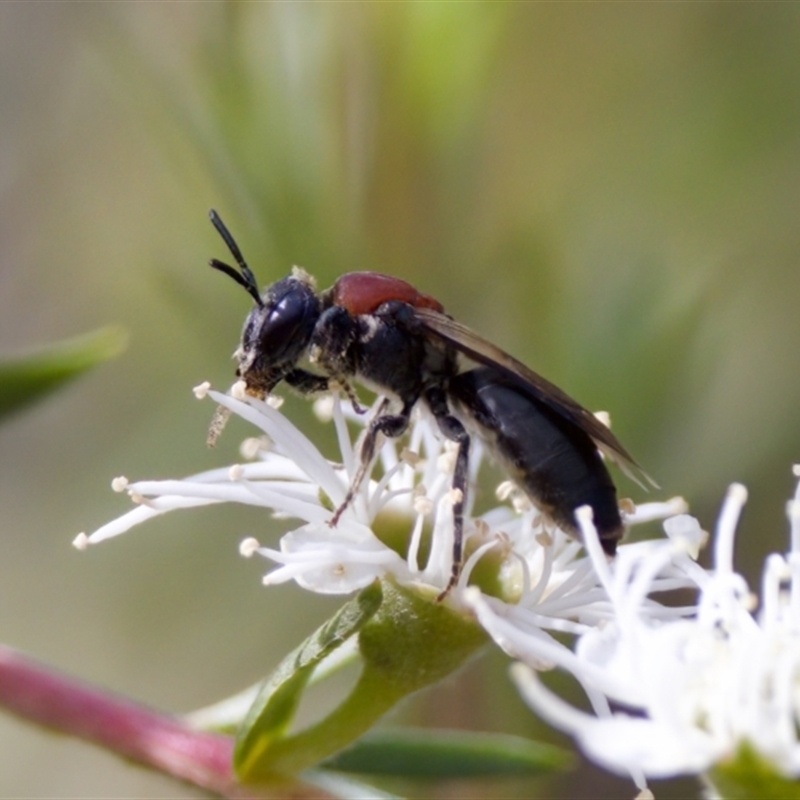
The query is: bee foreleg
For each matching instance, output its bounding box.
[284,369,331,395]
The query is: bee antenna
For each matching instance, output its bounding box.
[208,209,263,307]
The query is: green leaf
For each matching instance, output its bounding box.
[234,581,384,777]
[188,635,362,735]
[707,742,800,800]
[238,578,487,783]
[0,326,128,421]
[321,727,571,778]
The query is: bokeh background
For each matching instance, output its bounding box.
[2,4,800,798]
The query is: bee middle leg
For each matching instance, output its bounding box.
[329,399,412,527]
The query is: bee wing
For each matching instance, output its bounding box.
[414,307,657,489]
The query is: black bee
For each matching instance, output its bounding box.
[208,210,650,596]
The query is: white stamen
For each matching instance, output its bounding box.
[762,553,788,628]
[240,437,271,460]
[407,513,426,573]
[788,498,800,556]
[663,514,708,559]
[313,396,335,422]
[535,531,553,548]
[231,380,248,400]
[229,464,244,481]
[239,537,260,557]
[459,538,500,589]
[401,448,420,467]
[496,481,515,501]
[509,547,532,597]
[511,662,593,734]
[790,552,800,621]
[72,533,89,551]
[715,483,748,574]
[111,476,129,492]
[331,393,357,482]
[447,487,463,506]
[437,450,456,475]
[193,381,211,399]
[413,494,433,515]
[575,505,614,596]
[618,497,636,516]
[626,496,688,524]
[512,493,531,514]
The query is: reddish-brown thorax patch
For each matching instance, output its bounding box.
[331,272,444,316]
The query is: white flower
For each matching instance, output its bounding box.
[77,386,423,594]
[76,382,696,654]
[508,474,800,786]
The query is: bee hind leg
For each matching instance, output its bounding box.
[424,387,471,601]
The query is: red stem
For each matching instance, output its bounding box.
[0,643,239,796]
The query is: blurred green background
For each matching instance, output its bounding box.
[2,4,799,797]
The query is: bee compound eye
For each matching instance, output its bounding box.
[244,278,320,368]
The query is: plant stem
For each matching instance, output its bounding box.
[0,644,327,799]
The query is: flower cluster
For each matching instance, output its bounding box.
[510,476,800,789]
[76,381,734,791]
[76,382,689,616]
